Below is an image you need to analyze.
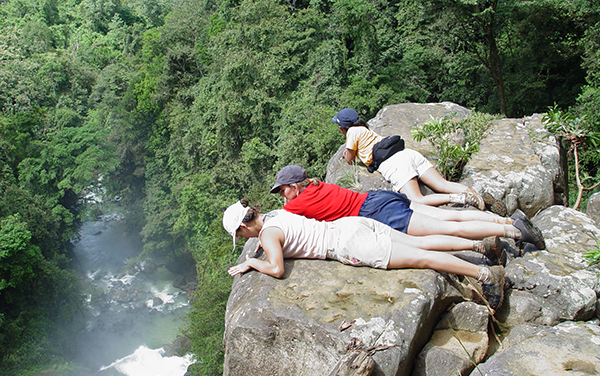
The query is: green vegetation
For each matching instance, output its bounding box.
[0,0,599,374]
[583,237,600,267]
[411,112,499,181]
[543,104,600,209]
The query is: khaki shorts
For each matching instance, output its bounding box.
[377,148,433,191]
[326,217,392,269]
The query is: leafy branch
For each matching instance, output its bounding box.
[543,104,600,210]
[411,112,497,181]
[583,234,600,267]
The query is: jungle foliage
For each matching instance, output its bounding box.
[0,0,599,374]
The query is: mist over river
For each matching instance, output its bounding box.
[71,202,193,375]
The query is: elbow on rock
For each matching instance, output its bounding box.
[273,267,284,279]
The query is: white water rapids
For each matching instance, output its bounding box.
[72,202,194,375]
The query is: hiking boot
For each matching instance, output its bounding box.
[464,187,485,211]
[482,192,508,217]
[514,217,546,250]
[482,236,504,265]
[482,265,505,311]
[510,209,528,222]
[511,209,532,251]
[498,249,508,267]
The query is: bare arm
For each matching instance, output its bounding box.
[227,227,286,278]
[342,148,356,164]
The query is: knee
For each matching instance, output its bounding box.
[404,192,426,204]
[412,253,436,269]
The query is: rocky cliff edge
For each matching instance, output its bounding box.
[223,103,600,376]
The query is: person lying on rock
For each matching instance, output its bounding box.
[269,165,545,256]
[223,199,506,310]
[332,108,506,215]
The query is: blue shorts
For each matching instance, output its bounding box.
[358,190,413,233]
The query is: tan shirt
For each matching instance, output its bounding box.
[345,126,382,165]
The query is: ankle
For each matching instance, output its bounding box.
[476,266,491,283]
[449,193,466,205]
[473,241,485,254]
[503,225,521,239]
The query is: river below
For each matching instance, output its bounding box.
[71,202,193,375]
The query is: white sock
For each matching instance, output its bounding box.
[503,225,521,239]
[449,193,466,204]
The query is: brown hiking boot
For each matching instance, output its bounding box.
[482,265,505,311]
[482,192,508,217]
[464,187,485,210]
[498,249,507,267]
[482,236,504,265]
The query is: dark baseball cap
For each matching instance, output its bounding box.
[269,165,307,193]
[331,108,359,129]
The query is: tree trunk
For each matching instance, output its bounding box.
[486,1,507,115]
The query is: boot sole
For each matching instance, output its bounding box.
[482,192,507,217]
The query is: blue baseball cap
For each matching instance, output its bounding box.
[331,108,359,129]
[270,165,307,193]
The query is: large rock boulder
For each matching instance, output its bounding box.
[498,205,600,328]
[223,103,600,376]
[222,203,600,375]
[586,192,600,225]
[461,115,568,218]
[326,103,567,218]
[471,321,600,375]
[411,205,600,376]
[412,302,490,376]
[223,239,478,376]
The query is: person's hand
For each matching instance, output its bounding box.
[228,255,252,276]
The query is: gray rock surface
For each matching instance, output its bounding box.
[586,192,600,225]
[412,302,489,376]
[461,115,568,218]
[471,321,600,375]
[499,205,600,327]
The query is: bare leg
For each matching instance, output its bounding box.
[400,177,452,206]
[389,230,475,251]
[410,202,512,224]
[419,167,469,194]
[387,231,480,277]
[407,212,509,239]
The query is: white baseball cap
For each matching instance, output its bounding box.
[223,200,249,250]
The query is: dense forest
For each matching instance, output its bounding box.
[0,0,598,374]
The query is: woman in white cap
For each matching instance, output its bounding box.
[269,165,545,255]
[332,108,506,215]
[223,199,506,310]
